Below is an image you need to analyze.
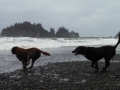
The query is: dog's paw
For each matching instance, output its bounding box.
[28,66,33,69]
[22,67,28,71]
[94,70,98,72]
[101,68,106,72]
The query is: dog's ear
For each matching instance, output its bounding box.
[72,46,86,55]
[77,46,85,51]
[80,46,86,51]
[11,46,18,54]
[77,46,86,55]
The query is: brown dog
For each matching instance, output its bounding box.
[11,46,50,70]
[72,34,120,72]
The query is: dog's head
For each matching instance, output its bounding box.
[72,46,86,55]
[11,46,18,54]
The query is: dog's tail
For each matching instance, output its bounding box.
[114,34,120,49]
[39,50,51,56]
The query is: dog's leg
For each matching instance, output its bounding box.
[22,61,27,71]
[102,53,115,72]
[22,61,25,68]
[91,61,99,72]
[102,61,110,72]
[91,61,95,68]
[102,55,113,72]
[27,55,32,66]
[94,61,99,72]
[26,60,30,66]
[29,59,36,69]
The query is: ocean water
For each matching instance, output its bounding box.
[0,37,120,73]
[0,37,119,50]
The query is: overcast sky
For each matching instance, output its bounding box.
[0,0,120,37]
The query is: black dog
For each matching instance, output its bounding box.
[72,34,120,72]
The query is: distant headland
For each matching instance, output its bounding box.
[1,21,79,38]
[115,32,120,38]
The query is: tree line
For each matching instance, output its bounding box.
[1,21,79,38]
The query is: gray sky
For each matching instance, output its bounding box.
[0,0,120,37]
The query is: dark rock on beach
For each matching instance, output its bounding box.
[0,59,120,90]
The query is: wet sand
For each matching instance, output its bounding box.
[0,56,120,90]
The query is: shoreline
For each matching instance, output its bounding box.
[0,46,120,73]
[0,61,120,90]
[0,46,120,89]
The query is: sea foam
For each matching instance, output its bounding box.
[0,37,118,50]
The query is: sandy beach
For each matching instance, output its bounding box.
[0,47,120,90]
[0,61,120,90]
